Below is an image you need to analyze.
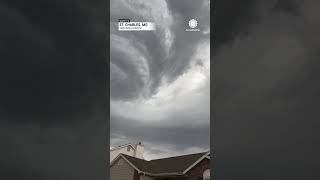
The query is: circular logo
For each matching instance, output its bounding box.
[188,19,198,28]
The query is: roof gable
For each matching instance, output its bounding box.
[183,152,210,174]
[110,144,136,151]
[110,154,143,173]
[120,151,209,176]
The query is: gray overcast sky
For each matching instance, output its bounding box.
[110,0,210,160]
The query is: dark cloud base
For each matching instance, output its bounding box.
[0,0,108,179]
[213,0,320,179]
[0,0,106,125]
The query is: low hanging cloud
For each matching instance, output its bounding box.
[110,0,210,159]
[0,0,107,179]
[214,0,320,179]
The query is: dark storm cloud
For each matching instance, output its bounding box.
[110,0,210,159]
[213,0,302,47]
[213,0,259,46]
[163,0,210,79]
[214,0,320,179]
[0,119,107,179]
[272,0,300,15]
[110,0,209,100]
[0,0,106,179]
[0,0,105,124]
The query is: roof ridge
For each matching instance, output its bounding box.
[110,143,135,150]
[119,152,210,175]
[122,154,148,161]
[149,152,207,161]
[122,151,207,161]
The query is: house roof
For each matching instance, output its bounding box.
[116,151,209,176]
[110,143,136,151]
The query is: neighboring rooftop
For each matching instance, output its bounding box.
[110,143,135,151]
[110,142,144,151]
[120,152,209,174]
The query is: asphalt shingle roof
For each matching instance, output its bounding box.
[122,152,207,174]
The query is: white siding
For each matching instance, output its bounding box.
[110,146,135,162]
[110,144,145,162]
[110,158,135,180]
[135,144,144,159]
